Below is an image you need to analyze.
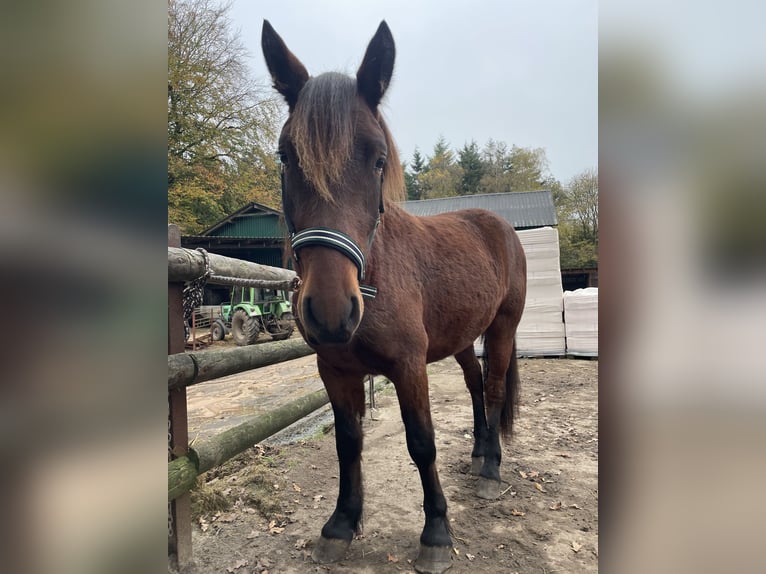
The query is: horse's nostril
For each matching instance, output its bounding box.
[303,296,316,327]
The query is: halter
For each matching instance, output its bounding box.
[281,168,384,300]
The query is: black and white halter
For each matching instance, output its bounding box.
[281,169,383,300]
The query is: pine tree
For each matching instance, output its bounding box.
[458,140,484,195]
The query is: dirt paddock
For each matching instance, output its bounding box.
[181,356,598,574]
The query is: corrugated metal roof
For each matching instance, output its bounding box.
[400,190,557,229]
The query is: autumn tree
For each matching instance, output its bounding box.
[506,145,549,191]
[168,0,281,233]
[557,168,598,269]
[420,136,463,198]
[479,139,512,194]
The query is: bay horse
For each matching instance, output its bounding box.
[262,20,526,574]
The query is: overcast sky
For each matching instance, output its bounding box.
[229,0,597,186]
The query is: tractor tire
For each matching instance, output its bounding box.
[211,319,226,341]
[269,313,295,341]
[231,309,260,346]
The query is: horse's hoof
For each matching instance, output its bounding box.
[311,536,351,563]
[470,456,484,475]
[414,544,452,574]
[476,476,502,499]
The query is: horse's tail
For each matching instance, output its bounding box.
[481,335,521,439]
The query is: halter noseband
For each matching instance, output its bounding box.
[281,168,384,300]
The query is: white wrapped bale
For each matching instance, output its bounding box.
[563,287,598,356]
[515,227,566,356]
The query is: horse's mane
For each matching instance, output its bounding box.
[287,72,404,203]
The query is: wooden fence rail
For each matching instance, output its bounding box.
[168,338,315,390]
[168,387,328,501]
[168,246,296,286]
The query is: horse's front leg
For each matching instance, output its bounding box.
[393,364,453,574]
[311,357,366,564]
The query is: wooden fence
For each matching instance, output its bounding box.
[168,225,321,572]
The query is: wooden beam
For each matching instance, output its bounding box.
[168,338,315,390]
[168,388,330,500]
[168,246,296,285]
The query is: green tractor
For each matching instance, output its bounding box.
[218,286,295,346]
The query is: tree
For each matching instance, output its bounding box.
[557,168,598,269]
[405,147,428,201]
[168,0,281,233]
[506,145,548,191]
[479,139,512,194]
[458,140,484,195]
[420,136,463,198]
[566,168,598,242]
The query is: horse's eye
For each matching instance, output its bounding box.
[277,151,289,166]
[374,157,386,172]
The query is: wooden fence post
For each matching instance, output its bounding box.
[168,225,194,571]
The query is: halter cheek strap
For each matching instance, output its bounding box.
[281,169,383,300]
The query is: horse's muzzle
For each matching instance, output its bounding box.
[301,294,361,345]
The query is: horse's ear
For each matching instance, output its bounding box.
[261,20,309,111]
[357,21,395,109]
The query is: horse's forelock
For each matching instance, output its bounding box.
[287,72,405,203]
[288,73,356,201]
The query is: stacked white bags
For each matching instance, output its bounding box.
[515,227,566,356]
[563,287,598,356]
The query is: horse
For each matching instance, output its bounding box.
[261,20,527,574]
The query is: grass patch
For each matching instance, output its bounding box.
[190,477,231,520]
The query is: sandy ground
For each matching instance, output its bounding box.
[177,351,598,574]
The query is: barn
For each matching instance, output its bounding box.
[401,191,567,356]
[181,202,291,304]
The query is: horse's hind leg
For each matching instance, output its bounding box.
[311,357,366,564]
[454,346,487,475]
[476,315,518,500]
[391,363,453,574]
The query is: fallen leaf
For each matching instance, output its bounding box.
[528,470,540,478]
[549,501,563,511]
[272,483,280,490]
[217,513,236,523]
[387,554,399,563]
[453,547,460,555]
[519,470,527,479]
[569,504,581,509]
[226,558,248,572]
[313,494,324,502]
[571,541,582,553]
[246,529,260,539]
[510,509,526,516]
[496,544,506,550]
[534,482,547,493]
[295,538,308,549]
[292,483,302,492]
[199,517,209,532]
[466,553,475,561]
[268,520,285,534]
